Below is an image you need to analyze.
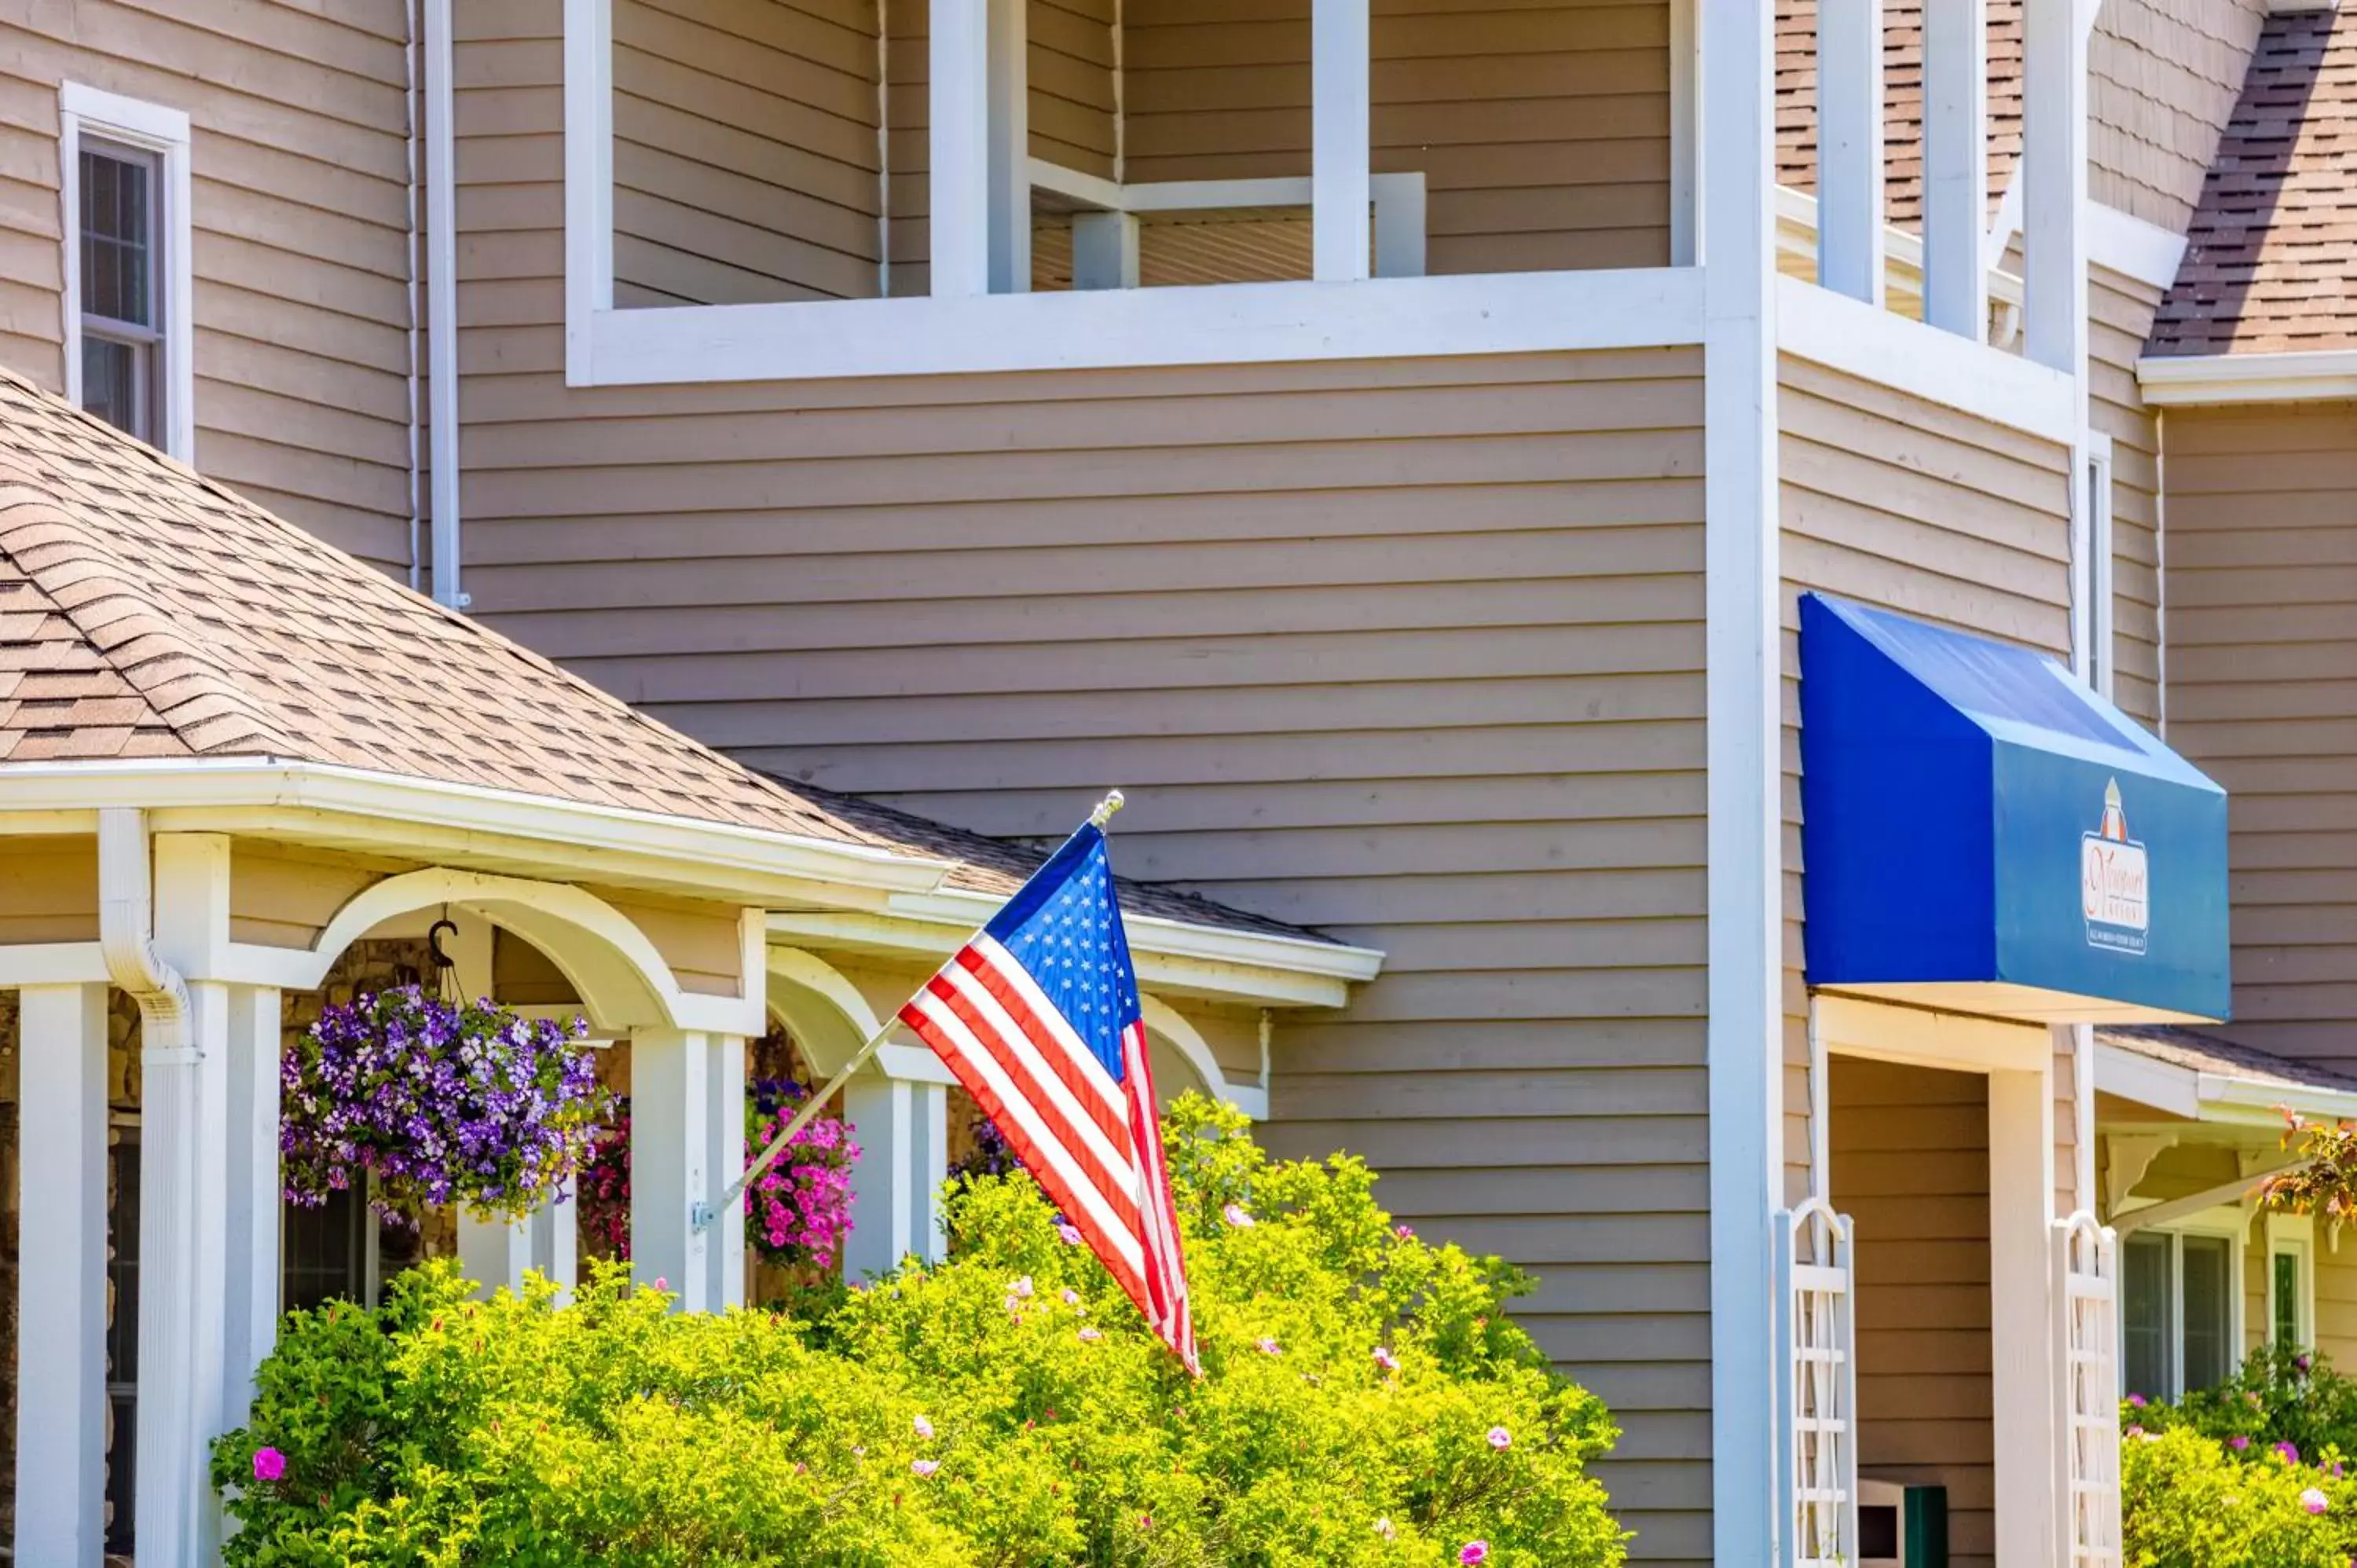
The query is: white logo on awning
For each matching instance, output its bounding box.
[2082,778,2148,956]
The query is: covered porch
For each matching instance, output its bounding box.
[0,367,1378,1565]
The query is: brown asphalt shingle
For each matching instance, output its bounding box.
[2150,9,2357,356]
[0,368,1334,946]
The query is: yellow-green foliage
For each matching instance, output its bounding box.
[213,1096,1630,1566]
[2122,1427,2355,1566]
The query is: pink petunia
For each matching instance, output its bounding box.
[2304,1488,2330,1516]
[1057,1222,1085,1246]
[1080,1327,1103,1343]
[912,1459,940,1478]
[1395,1224,1416,1240]
[251,1447,287,1482]
[2279,1442,2304,1466]
[1487,1427,1512,1451]
[1373,1346,1399,1373]
[1374,1518,1396,1540]
[1062,1288,1081,1306]
[2126,1394,2148,1409]
[1011,1276,1035,1299]
[1257,1337,1282,1356]
[1223,1202,1255,1229]
[1459,1544,1489,1566]
[913,1416,934,1440]
[2230,1435,2251,1451]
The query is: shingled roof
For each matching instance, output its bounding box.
[2150,8,2357,356]
[0,367,1330,945]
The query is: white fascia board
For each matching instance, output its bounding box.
[1776,272,2079,441]
[581,266,1706,385]
[2085,201,2187,292]
[0,758,953,905]
[768,896,1383,1011]
[2094,1041,2201,1119]
[0,943,112,986]
[2094,1040,2357,1126]
[2136,349,2357,407]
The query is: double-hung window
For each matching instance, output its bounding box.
[2267,1214,2316,1354]
[2121,1222,2240,1401]
[60,83,192,460]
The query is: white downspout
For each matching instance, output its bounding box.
[404,0,424,592]
[98,807,189,1051]
[424,0,465,609]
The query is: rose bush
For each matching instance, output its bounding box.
[214,1096,1630,1566]
[280,987,607,1225]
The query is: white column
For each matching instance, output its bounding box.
[1072,210,1139,289]
[984,0,1029,293]
[221,984,283,1425]
[458,1210,535,1298]
[630,1027,742,1312]
[1699,0,1783,1559]
[534,1187,579,1303]
[912,1079,949,1264]
[1310,0,1370,281]
[14,983,109,1568]
[845,1075,917,1280]
[703,1031,746,1311]
[1990,1063,2059,1566]
[1920,0,1989,339]
[929,0,992,297]
[2021,0,2087,376]
[1816,0,1885,305]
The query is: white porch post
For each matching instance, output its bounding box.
[13,983,109,1568]
[929,0,992,297]
[222,983,283,1422]
[984,0,1029,292]
[459,1209,537,1297]
[1920,0,1989,339]
[1815,0,1886,306]
[845,1044,955,1280]
[2020,0,2088,376]
[1699,0,1784,1559]
[1310,0,1371,281]
[1990,1062,2060,1565]
[630,1027,743,1312]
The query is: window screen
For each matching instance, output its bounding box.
[2182,1235,2234,1392]
[2122,1230,2172,1401]
[2277,1251,2304,1348]
[78,141,162,441]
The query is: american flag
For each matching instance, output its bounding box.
[896,818,1197,1373]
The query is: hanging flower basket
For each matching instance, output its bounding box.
[576,1077,860,1272]
[280,986,608,1226]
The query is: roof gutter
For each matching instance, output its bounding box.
[2135,349,2357,408]
[2095,1039,2357,1127]
[0,757,954,905]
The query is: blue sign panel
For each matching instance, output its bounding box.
[1799,593,2230,1022]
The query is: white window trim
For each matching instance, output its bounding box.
[59,82,193,463]
[559,0,1703,387]
[2264,1211,2317,1353]
[2120,1205,2248,1400]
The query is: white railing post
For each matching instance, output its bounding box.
[1310,0,1371,281]
[929,0,992,297]
[984,0,1030,292]
[1816,0,1885,306]
[2055,1213,2123,1567]
[1921,0,1989,339]
[1775,1200,1860,1568]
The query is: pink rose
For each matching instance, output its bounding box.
[251,1446,287,1482]
[1460,1544,1489,1566]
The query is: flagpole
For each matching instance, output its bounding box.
[692,789,1125,1235]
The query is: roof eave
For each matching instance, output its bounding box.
[770,888,1385,1011]
[2096,1039,2357,1127]
[0,756,956,908]
[2136,348,2357,406]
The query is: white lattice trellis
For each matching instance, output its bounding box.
[2055,1211,2123,1567]
[1775,1199,1858,1568]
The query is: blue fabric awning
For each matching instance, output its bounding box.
[1799,593,2230,1024]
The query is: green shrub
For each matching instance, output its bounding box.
[2122,1427,2355,1566]
[214,1096,1631,1566]
[2121,1347,2357,1566]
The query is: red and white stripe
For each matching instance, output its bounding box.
[899,933,1197,1371]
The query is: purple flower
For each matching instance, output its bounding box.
[2127,1394,2148,1409]
[1011,1276,1035,1299]
[2299,1354,2315,1373]
[2304,1487,2330,1515]
[912,1459,939,1478]
[913,1416,933,1440]
[1487,1427,1512,1451]
[1079,1327,1103,1343]
[1395,1224,1416,1240]
[1056,1222,1084,1246]
[1223,1202,1255,1229]
[1373,1346,1399,1373]
[2230,1435,2251,1451]
[1460,1544,1489,1566]
[251,1447,286,1483]
[1256,1337,1281,1356]
[1061,1288,1080,1306]
[2280,1442,2304,1466]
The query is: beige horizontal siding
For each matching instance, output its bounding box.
[611,0,883,306]
[2090,267,2165,728]
[1122,0,1670,276]
[1832,1055,1996,1568]
[0,1,417,573]
[1032,0,1115,179]
[442,41,1712,1533]
[2162,404,2357,1073]
[1776,355,2075,1207]
[2088,0,2266,234]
